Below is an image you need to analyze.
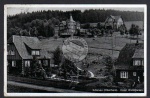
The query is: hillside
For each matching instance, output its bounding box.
[7,9,144,39]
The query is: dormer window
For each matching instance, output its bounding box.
[31,50,40,56]
[133,59,144,66]
[8,50,15,55]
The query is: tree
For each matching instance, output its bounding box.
[31,56,39,77]
[102,56,114,76]
[97,22,104,29]
[119,24,126,37]
[7,9,144,38]
[129,24,140,38]
[33,27,38,37]
[20,29,29,36]
[53,47,62,66]
[103,56,113,70]
[135,25,140,38]
[83,23,90,29]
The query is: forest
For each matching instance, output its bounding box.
[7,9,144,39]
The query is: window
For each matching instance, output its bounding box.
[31,50,40,55]
[32,51,36,55]
[134,60,141,66]
[36,51,39,55]
[12,61,16,67]
[133,72,136,76]
[120,71,128,78]
[8,50,15,55]
[11,50,15,55]
[25,60,30,67]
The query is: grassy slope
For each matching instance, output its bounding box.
[39,31,144,77]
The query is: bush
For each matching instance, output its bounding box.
[124,79,134,88]
[54,35,58,39]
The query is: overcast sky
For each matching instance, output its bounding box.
[6,5,144,16]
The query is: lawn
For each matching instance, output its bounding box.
[39,31,144,58]
[38,31,144,77]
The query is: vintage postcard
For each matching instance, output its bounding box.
[4,4,147,97]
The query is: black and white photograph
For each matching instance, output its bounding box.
[4,4,147,97]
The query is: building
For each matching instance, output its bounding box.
[58,14,80,37]
[115,43,144,83]
[7,35,52,75]
[105,15,125,30]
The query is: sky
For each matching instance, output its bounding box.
[6,5,145,16]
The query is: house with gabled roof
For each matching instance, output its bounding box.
[58,14,80,37]
[105,15,125,31]
[7,35,52,75]
[115,43,144,83]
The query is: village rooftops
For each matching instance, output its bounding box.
[7,35,52,59]
[115,43,144,69]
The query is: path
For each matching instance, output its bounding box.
[76,66,94,78]
[88,71,94,78]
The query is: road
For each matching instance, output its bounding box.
[76,66,94,78]
[88,71,94,78]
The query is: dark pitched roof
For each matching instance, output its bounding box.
[115,43,144,68]
[115,65,144,70]
[132,49,144,58]
[39,49,52,59]
[8,35,52,59]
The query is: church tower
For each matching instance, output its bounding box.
[67,14,76,35]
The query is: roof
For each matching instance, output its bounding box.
[110,15,121,22]
[132,49,144,58]
[69,14,75,22]
[115,43,144,68]
[115,65,144,70]
[38,49,52,59]
[105,15,122,23]
[8,35,52,59]
[60,14,76,25]
[61,21,66,25]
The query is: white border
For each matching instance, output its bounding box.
[4,4,147,97]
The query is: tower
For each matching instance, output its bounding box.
[67,14,76,35]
